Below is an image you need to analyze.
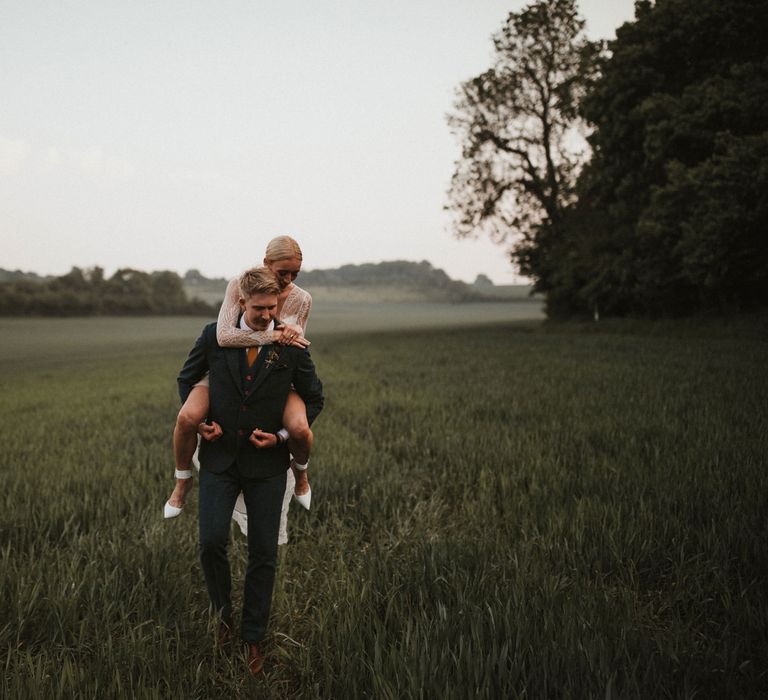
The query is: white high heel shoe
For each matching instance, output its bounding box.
[292,459,311,510]
[164,469,193,519]
[293,486,312,511]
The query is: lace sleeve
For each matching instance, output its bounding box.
[279,287,312,333]
[216,278,279,347]
[296,291,312,332]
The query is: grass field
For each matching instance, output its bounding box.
[1,311,766,698]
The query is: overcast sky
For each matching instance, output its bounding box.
[1,0,636,284]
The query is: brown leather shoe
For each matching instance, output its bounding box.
[247,642,264,674]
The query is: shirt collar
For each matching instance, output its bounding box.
[239,314,275,333]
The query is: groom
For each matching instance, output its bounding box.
[177,267,324,674]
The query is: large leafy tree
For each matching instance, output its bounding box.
[446,0,600,275]
[566,0,768,315]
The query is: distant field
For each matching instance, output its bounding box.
[476,283,542,300]
[0,300,544,366]
[1,315,766,697]
[183,280,542,306]
[307,299,544,332]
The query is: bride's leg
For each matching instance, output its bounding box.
[282,390,312,495]
[168,386,209,508]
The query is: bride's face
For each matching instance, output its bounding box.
[266,256,301,290]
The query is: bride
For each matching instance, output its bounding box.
[164,235,315,544]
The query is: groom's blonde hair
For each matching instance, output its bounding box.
[239,267,280,299]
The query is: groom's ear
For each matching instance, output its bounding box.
[239,297,246,310]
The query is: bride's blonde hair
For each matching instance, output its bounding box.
[264,235,302,263]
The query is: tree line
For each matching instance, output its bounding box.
[184,260,499,303]
[0,260,494,317]
[0,267,216,316]
[448,0,767,317]
[186,259,475,294]
[297,260,484,300]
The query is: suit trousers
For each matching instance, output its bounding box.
[198,464,287,643]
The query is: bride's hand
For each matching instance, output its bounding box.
[276,324,310,348]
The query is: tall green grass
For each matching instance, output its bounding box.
[1,318,766,698]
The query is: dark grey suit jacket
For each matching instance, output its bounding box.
[177,321,324,479]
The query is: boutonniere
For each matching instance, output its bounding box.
[264,348,281,368]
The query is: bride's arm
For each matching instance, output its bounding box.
[282,290,312,334]
[216,278,279,347]
[297,293,312,333]
[275,290,312,344]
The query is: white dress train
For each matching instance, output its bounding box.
[232,467,294,545]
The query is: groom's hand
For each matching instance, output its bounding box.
[249,428,278,449]
[198,421,223,441]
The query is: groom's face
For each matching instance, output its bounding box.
[239,292,278,331]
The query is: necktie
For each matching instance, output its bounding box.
[247,346,259,366]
